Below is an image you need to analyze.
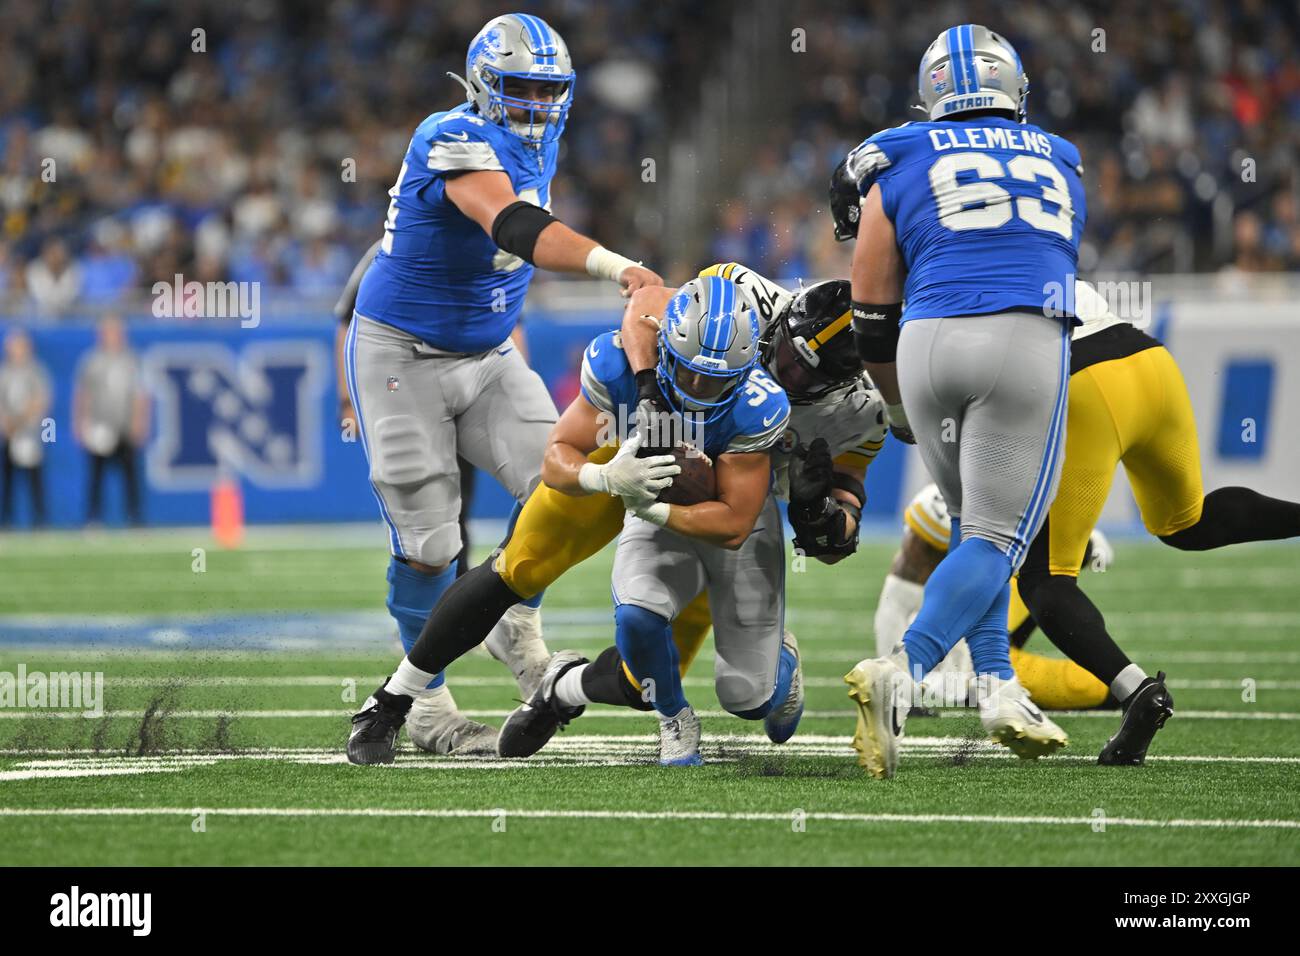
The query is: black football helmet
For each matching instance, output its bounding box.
[829,158,861,242]
[764,279,863,403]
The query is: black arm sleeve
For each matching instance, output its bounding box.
[334,239,382,324]
[491,201,559,265]
[850,301,903,363]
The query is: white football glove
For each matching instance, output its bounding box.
[578,432,680,501]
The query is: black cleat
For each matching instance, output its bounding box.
[347,683,414,765]
[497,651,588,758]
[1098,671,1174,766]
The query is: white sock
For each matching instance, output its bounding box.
[874,574,925,658]
[1110,663,1149,704]
[554,664,591,707]
[387,657,440,699]
[503,602,540,626]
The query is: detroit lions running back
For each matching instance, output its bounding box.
[345,13,661,765]
[495,269,890,762]
[542,275,794,765]
[841,24,1086,777]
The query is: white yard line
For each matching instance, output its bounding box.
[88,675,1300,690]
[2,737,1297,776]
[2,708,1297,720]
[0,805,1293,830]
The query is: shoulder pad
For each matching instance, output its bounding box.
[424,112,506,174]
[845,123,915,194]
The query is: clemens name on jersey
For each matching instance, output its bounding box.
[844,116,1086,322]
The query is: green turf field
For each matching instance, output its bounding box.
[0,527,1297,866]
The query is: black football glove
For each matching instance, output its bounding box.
[789,438,834,518]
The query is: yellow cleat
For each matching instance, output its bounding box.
[844,658,910,779]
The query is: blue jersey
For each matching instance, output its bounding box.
[577,331,790,460]
[846,117,1086,322]
[356,104,558,352]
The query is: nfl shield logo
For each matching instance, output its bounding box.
[930,64,948,95]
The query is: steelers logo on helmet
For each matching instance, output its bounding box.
[656,276,760,426]
[764,279,861,403]
[451,14,576,146]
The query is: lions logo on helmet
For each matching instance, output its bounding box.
[449,13,576,146]
[656,276,760,426]
[916,24,1029,123]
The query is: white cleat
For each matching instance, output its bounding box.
[406,684,497,756]
[658,705,703,767]
[844,653,913,779]
[485,603,551,699]
[976,674,1069,759]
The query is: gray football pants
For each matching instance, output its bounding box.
[345,314,557,566]
[611,494,786,714]
[896,311,1070,570]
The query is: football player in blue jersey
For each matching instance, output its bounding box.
[840,24,1083,778]
[345,13,661,765]
[536,275,794,765]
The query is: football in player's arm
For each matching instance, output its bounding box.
[616,283,867,558]
[543,283,774,552]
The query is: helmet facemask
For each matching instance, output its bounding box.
[657,338,747,426]
[454,15,576,147]
[478,67,574,145]
[765,317,854,403]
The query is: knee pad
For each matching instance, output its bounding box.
[410,524,462,569]
[370,415,437,487]
[716,671,769,717]
[614,574,678,622]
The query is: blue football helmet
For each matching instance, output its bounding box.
[656,276,761,426]
[449,14,575,145]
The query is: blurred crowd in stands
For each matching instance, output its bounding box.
[0,0,1296,322]
[0,0,721,317]
[714,0,1300,281]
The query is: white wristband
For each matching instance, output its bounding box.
[633,500,671,526]
[886,402,909,429]
[577,461,608,495]
[585,245,640,283]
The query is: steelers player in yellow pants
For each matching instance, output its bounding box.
[872,482,1116,711]
[494,442,716,709]
[1013,287,1300,764]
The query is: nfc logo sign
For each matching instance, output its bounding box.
[144,341,328,490]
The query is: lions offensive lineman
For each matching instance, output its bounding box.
[345,13,660,764]
[842,24,1086,777]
